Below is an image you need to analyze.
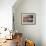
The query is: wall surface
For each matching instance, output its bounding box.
[41,0,46,46]
[0,0,16,29]
[0,0,17,38]
[13,0,41,46]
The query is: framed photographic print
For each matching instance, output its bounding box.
[21,13,36,25]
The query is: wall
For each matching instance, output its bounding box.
[0,0,17,38]
[41,0,46,46]
[13,0,41,46]
[0,0,16,30]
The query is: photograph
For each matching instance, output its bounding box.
[21,13,36,25]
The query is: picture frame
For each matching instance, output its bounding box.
[21,13,36,25]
